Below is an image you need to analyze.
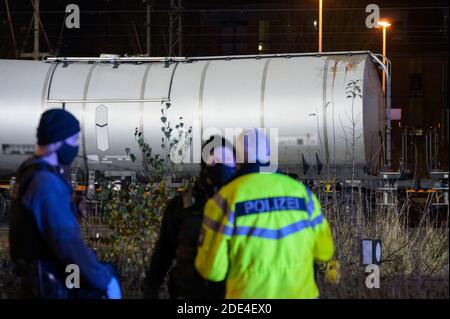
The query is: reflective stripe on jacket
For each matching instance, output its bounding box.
[195,172,334,299]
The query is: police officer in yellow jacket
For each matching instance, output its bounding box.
[195,128,334,299]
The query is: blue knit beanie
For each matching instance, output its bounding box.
[37,109,81,146]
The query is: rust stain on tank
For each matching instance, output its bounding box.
[331,61,338,96]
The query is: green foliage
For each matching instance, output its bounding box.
[128,102,193,181]
[93,181,174,296]
[345,79,362,99]
[93,101,193,297]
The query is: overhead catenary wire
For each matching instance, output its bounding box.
[2,2,447,58]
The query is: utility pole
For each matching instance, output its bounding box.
[145,0,151,56]
[33,0,39,60]
[168,0,183,57]
[20,0,51,60]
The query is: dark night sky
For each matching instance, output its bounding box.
[0,0,448,57]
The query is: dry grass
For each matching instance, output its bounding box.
[317,186,449,299]
[0,185,448,299]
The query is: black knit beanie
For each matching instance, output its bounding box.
[37,109,81,146]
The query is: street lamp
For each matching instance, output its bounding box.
[378,20,391,92]
[318,0,323,53]
[258,42,264,52]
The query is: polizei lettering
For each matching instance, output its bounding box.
[235,196,306,217]
[177,303,211,317]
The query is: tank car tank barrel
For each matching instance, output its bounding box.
[0,52,384,179]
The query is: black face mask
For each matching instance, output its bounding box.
[209,164,235,186]
[202,164,236,197]
[57,142,79,165]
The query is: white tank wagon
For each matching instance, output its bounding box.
[0,51,385,180]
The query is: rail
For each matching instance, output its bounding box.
[43,50,374,63]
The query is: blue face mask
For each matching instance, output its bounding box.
[57,142,79,165]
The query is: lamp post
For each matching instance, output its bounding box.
[319,0,323,53]
[377,21,392,168]
[378,20,391,93]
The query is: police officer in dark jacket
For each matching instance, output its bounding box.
[144,137,236,299]
[9,109,121,299]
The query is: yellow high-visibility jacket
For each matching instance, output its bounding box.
[195,171,334,299]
